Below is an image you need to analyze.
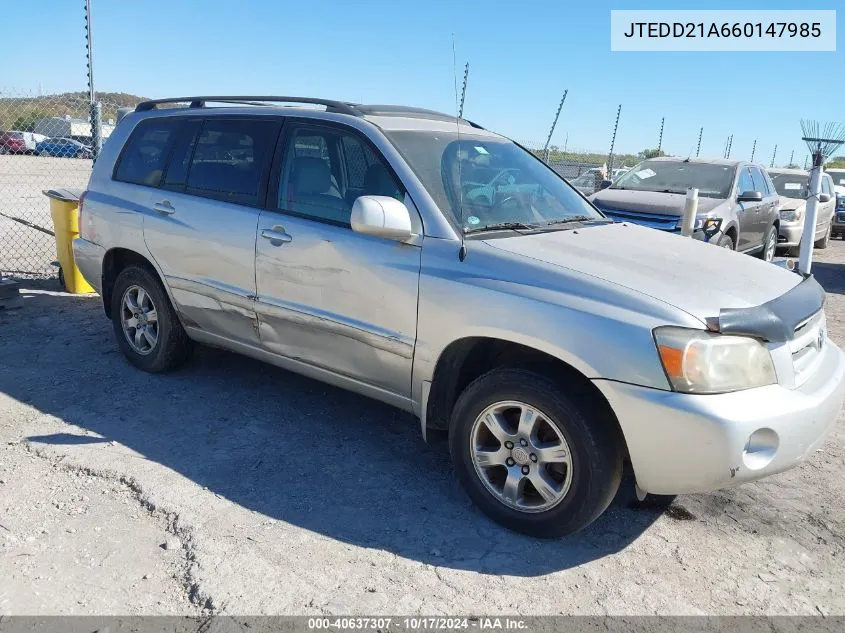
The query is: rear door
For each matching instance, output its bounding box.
[138,115,282,346]
[735,167,761,251]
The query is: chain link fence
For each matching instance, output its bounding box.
[0,90,138,278]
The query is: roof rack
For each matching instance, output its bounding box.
[135,96,359,116]
[132,96,486,129]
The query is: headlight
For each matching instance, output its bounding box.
[692,216,722,236]
[653,327,777,394]
[780,208,803,222]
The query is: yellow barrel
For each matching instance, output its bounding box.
[43,188,95,294]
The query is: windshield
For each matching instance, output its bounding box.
[827,170,845,188]
[769,172,809,199]
[383,131,603,233]
[611,160,735,199]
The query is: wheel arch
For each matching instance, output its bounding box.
[101,247,172,319]
[425,336,628,456]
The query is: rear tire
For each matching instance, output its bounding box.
[449,367,623,538]
[110,265,192,373]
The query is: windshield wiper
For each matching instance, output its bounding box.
[463,221,537,234]
[541,216,612,227]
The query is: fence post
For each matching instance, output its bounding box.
[680,188,698,237]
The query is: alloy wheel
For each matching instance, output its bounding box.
[120,285,159,355]
[470,400,573,513]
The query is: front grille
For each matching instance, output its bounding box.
[596,207,681,232]
[790,311,826,387]
[837,212,845,223]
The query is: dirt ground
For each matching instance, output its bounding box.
[1,243,844,616]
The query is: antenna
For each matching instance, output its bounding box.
[770,144,777,168]
[696,126,703,157]
[607,104,622,172]
[797,120,845,274]
[542,91,568,162]
[458,62,469,118]
[452,35,467,262]
[657,117,665,153]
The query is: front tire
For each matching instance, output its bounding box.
[717,233,735,250]
[110,265,192,372]
[449,367,623,538]
[814,223,831,249]
[758,224,776,262]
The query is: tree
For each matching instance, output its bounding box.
[826,156,845,169]
[11,111,50,132]
[639,148,666,160]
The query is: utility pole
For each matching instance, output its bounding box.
[542,90,568,162]
[458,62,469,119]
[607,104,622,172]
[85,0,102,161]
[563,132,568,153]
[750,139,757,162]
[657,117,664,153]
[696,127,703,157]
[770,144,777,168]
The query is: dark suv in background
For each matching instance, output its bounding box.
[589,157,781,260]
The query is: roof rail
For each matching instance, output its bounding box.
[134,96,360,116]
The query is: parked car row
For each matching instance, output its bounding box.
[583,156,839,261]
[71,95,845,538]
[0,130,93,158]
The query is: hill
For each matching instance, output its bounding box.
[0,92,148,131]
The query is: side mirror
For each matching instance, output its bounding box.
[818,193,832,203]
[351,195,413,240]
[599,179,613,190]
[737,190,763,202]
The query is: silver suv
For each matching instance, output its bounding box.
[74,96,845,538]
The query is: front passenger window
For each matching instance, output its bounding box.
[737,168,755,196]
[278,126,403,225]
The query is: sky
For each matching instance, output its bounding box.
[2,0,843,162]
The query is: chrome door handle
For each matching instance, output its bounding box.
[152,200,175,215]
[261,228,292,244]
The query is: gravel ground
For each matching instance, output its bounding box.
[0,243,844,616]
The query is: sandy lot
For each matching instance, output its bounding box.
[1,241,844,617]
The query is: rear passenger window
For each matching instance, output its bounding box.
[114,119,179,186]
[185,118,279,206]
[163,120,201,190]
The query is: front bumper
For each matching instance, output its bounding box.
[594,340,845,495]
[71,238,105,294]
[777,222,803,247]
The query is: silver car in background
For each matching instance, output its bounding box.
[73,96,845,538]
[590,157,782,259]
[768,168,836,254]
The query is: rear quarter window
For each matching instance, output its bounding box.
[114,119,180,187]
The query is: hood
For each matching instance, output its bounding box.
[484,222,801,322]
[778,196,806,212]
[590,188,726,217]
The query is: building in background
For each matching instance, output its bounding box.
[33,115,114,143]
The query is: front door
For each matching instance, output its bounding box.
[140,116,281,345]
[735,167,762,251]
[254,121,422,397]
